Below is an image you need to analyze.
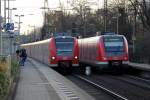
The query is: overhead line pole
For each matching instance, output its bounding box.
[4,0,6,24]
[8,0,10,23]
[0,0,2,16]
[104,0,107,32]
[0,0,2,55]
[1,0,7,55]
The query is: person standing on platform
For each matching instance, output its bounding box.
[20,49,27,66]
[16,49,20,60]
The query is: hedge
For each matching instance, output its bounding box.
[0,56,19,100]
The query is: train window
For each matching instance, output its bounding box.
[103,36,124,52]
[55,37,74,56]
[55,37,74,42]
[105,42,123,47]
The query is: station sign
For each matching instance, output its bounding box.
[4,23,14,31]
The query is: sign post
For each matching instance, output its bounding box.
[0,16,3,55]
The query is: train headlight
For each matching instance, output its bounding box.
[124,57,127,60]
[52,56,55,60]
[103,57,107,60]
[74,56,78,59]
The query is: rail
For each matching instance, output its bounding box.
[75,75,128,100]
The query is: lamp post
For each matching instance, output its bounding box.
[28,25,36,42]
[6,8,17,23]
[7,0,9,23]
[0,1,6,55]
[15,15,24,35]
[113,16,119,34]
[112,13,121,34]
[26,14,35,41]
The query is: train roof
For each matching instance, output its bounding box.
[54,36,75,39]
[101,32,116,35]
[79,34,125,40]
[21,36,76,46]
[21,38,51,46]
[101,34,125,37]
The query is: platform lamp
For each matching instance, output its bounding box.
[6,7,17,23]
[15,14,24,35]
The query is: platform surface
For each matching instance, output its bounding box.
[14,58,95,100]
[129,62,150,71]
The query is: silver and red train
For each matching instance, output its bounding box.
[21,36,79,71]
[78,35,129,70]
[21,34,129,74]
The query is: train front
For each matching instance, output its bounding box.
[54,36,79,72]
[100,35,129,67]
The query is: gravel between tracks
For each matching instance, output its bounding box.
[80,74,150,100]
[67,75,118,100]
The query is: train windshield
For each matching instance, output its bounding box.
[103,36,124,53]
[55,37,74,56]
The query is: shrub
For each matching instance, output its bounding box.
[0,72,10,99]
[11,59,19,79]
[0,56,19,100]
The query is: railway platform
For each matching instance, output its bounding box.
[129,62,150,71]
[14,58,95,100]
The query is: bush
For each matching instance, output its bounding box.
[0,72,10,99]
[11,59,19,79]
[0,57,8,72]
[0,57,19,100]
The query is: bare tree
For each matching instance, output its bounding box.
[70,0,92,37]
[108,0,132,41]
[129,0,150,31]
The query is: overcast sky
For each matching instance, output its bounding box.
[1,0,103,34]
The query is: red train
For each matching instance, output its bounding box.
[21,36,79,73]
[78,35,129,70]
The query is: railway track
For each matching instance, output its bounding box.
[67,73,150,100]
[125,75,150,83]
[75,75,128,100]
[114,75,150,90]
[67,75,128,100]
